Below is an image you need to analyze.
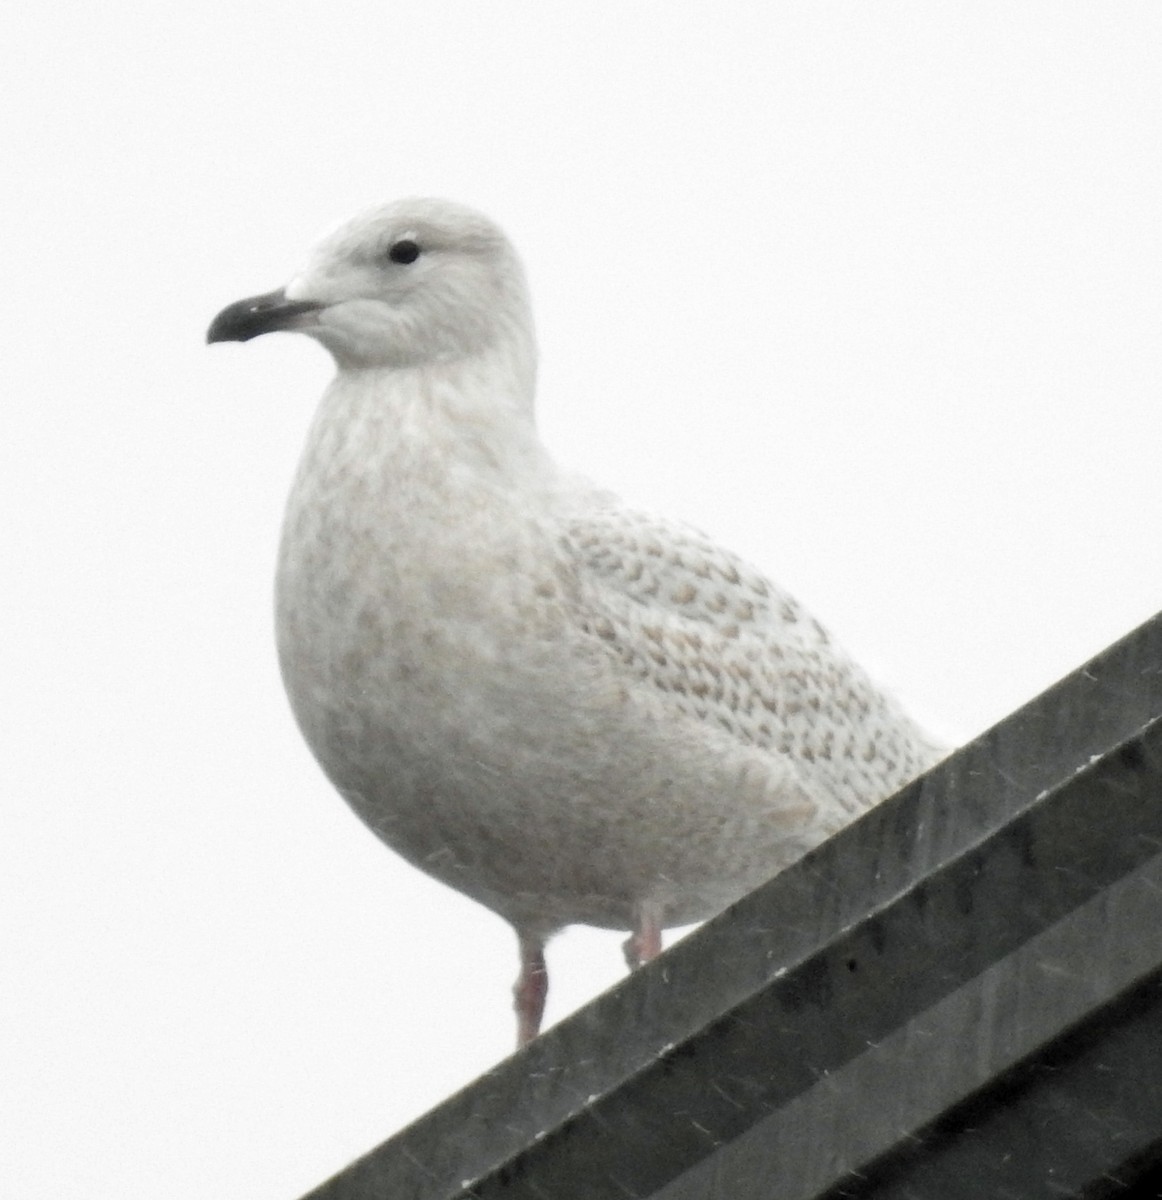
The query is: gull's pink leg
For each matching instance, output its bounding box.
[622,902,664,971]
[514,932,548,1047]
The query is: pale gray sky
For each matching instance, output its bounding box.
[4,4,1162,1197]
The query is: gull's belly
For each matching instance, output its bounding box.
[274,537,824,933]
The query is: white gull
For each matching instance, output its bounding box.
[207,198,946,1046]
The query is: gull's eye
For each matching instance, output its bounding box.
[387,239,421,265]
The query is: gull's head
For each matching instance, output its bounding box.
[206,198,534,372]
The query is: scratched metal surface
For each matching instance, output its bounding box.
[302,611,1162,1200]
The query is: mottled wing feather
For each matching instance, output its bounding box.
[562,501,944,814]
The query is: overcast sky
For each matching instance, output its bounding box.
[5,4,1162,1197]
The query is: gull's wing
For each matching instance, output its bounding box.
[560,499,945,814]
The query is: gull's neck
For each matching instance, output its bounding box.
[311,336,553,489]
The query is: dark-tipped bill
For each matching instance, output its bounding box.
[206,289,324,344]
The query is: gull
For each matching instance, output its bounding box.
[207,198,946,1046]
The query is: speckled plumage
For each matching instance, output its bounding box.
[209,197,946,1042]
